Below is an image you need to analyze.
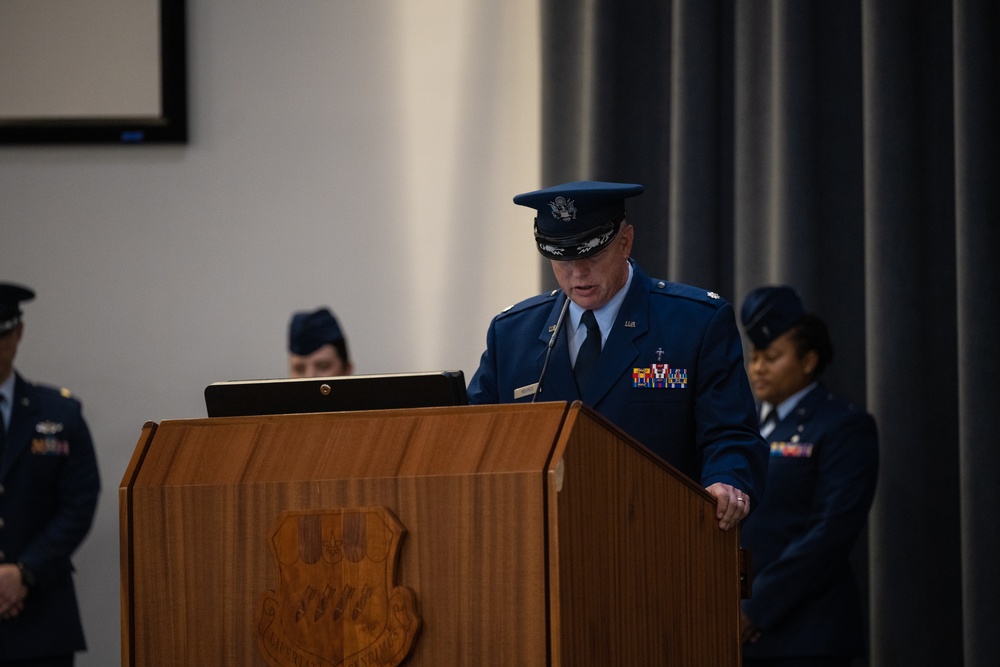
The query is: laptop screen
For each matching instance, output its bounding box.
[204,370,468,418]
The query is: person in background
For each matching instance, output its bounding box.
[0,283,101,667]
[287,307,354,378]
[739,285,879,667]
[467,181,767,530]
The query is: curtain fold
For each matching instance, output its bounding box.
[863,1,963,664]
[668,0,728,290]
[539,0,999,664]
[954,1,1000,664]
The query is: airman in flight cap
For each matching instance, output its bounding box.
[287,307,353,378]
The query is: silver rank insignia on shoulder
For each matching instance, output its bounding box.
[502,304,514,313]
[514,383,539,400]
[707,291,720,299]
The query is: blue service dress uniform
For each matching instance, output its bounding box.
[740,384,878,661]
[0,373,100,663]
[467,262,767,495]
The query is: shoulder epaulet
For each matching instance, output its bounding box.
[32,382,79,402]
[496,289,560,319]
[649,279,728,307]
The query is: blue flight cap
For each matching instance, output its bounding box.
[740,285,805,349]
[513,181,645,260]
[0,282,35,335]
[288,307,346,356]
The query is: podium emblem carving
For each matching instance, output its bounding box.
[256,507,421,667]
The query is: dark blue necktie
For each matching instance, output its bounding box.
[574,310,602,392]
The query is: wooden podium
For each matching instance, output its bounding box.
[120,401,743,666]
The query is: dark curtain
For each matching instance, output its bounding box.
[538,1,999,665]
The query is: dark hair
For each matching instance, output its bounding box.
[788,313,834,377]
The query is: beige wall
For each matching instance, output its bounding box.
[0,1,540,664]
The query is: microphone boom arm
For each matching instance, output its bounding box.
[532,295,571,403]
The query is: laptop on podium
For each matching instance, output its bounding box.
[204,370,468,418]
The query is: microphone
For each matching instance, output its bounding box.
[532,295,571,403]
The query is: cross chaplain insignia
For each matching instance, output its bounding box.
[256,507,421,667]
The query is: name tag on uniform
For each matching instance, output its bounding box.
[514,383,539,400]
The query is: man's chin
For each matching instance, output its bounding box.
[570,289,603,308]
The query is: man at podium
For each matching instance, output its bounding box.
[468,181,767,531]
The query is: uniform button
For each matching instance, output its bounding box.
[0,517,4,528]
[0,550,5,561]
[0,483,4,494]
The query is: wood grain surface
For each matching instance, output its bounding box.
[120,402,741,666]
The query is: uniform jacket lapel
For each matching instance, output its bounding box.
[1,373,38,481]
[533,292,580,401]
[768,384,824,442]
[580,267,648,406]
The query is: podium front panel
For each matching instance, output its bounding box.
[121,402,742,666]
[121,404,567,666]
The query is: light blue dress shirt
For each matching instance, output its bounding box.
[759,381,818,438]
[567,262,634,366]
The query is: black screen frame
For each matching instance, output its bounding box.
[0,0,187,145]
[204,371,470,419]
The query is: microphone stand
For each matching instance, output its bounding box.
[532,295,571,403]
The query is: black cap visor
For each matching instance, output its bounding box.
[534,213,624,260]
